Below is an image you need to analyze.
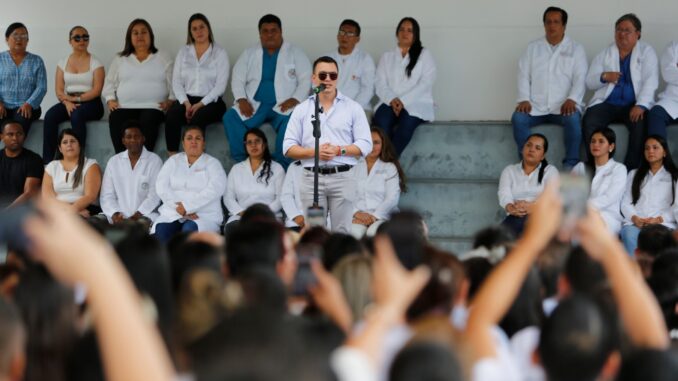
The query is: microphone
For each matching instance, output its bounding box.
[312,84,326,94]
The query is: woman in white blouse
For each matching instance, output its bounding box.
[373,17,436,156]
[351,127,405,238]
[42,128,102,217]
[153,126,227,243]
[42,26,105,163]
[165,13,229,155]
[620,135,678,254]
[103,18,173,153]
[571,127,627,234]
[498,133,559,236]
[225,128,284,224]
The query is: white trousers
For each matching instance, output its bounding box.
[301,169,356,233]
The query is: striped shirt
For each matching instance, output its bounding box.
[0,51,47,109]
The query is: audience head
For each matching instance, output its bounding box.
[463,256,494,302]
[240,203,277,224]
[331,254,372,321]
[563,246,607,296]
[536,241,570,299]
[68,25,90,52]
[121,121,145,155]
[5,23,28,54]
[0,121,26,154]
[636,224,677,278]
[55,129,86,188]
[0,297,25,381]
[523,133,549,184]
[499,266,545,337]
[258,14,283,51]
[539,295,619,381]
[649,250,678,332]
[472,225,514,250]
[395,17,423,77]
[615,13,642,44]
[298,226,331,247]
[633,135,678,205]
[542,7,567,43]
[389,341,463,381]
[186,13,214,45]
[169,239,223,295]
[182,126,205,159]
[322,233,364,271]
[543,6,568,27]
[225,220,286,278]
[121,18,157,56]
[337,19,361,53]
[377,210,428,270]
[243,129,274,184]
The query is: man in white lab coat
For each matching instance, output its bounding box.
[326,19,375,115]
[511,6,588,169]
[100,121,163,226]
[582,13,658,170]
[222,14,311,169]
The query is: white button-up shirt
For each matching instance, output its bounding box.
[224,158,285,223]
[152,152,227,233]
[586,41,658,110]
[100,147,163,222]
[375,47,436,121]
[283,91,372,167]
[517,36,588,115]
[498,162,559,209]
[280,161,304,227]
[327,47,375,111]
[572,159,627,233]
[172,43,230,105]
[353,158,401,220]
[656,41,678,119]
[621,167,677,228]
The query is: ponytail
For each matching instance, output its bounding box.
[538,159,548,184]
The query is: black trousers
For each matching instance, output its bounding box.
[582,102,645,170]
[164,96,226,152]
[109,108,165,153]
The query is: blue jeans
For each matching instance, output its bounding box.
[154,220,198,244]
[647,105,678,139]
[511,111,582,168]
[222,103,291,168]
[372,104,424,156]
[43,99,104,163]
[620,225,640,256]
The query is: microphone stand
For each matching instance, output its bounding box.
[307,87,325,226]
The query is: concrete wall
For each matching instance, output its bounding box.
[3,0,678,121]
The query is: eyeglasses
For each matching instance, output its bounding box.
[10,33,28,41]
[615,28,636,35]
[337,30,357,37]
[318,71,338,81]
[71,34,90,42]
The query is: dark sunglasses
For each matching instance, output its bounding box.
[71,34,90,42]
[318,71,338,81]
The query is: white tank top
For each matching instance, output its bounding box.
[58,55,103,94]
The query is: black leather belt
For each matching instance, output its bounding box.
[305,165,353,174]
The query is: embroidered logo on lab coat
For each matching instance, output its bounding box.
[288,68,296,78]
[141,182,149,190]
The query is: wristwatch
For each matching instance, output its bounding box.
[340,146,347,156]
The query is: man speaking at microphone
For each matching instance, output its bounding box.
[283,56,372,233]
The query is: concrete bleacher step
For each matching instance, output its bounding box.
[12,120,677,254]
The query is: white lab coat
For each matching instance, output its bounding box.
[224,158,285,223]
[572,160,627,234]
[497,162,560,210]
[517,36,588,115]
[375,47,436,121]
[327,47,376,111]
[586,41,658,110]
[280,162,304,227]
[100,147,163,222]
[230,41,311,119]
[353,158,401,220]
[621,167,677,229]
[655,41,678,119]
[152,152,227,233]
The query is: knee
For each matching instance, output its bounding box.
[511,111,530,127]
[562,112,582,127]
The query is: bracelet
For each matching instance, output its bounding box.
[337,146,341,156]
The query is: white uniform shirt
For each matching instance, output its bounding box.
[353,158,401,220]
[327,47,376,110]
[517,36,588,115]
[586,41,658,110]
[58,55,104,94]
[497,162,559,209]
[621,167,676,229]
[100,147,163,222]
[280,162,304,227]
[172,43,230,105]
[45,158,98,204]
[102,52,174,109]
[230,41,311,118]
[655,41,678,119]
[283,91,372,167]
[153,152,227,233]
[224,158,285,223]
[572,160,627,233]
[375,47,436,121]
